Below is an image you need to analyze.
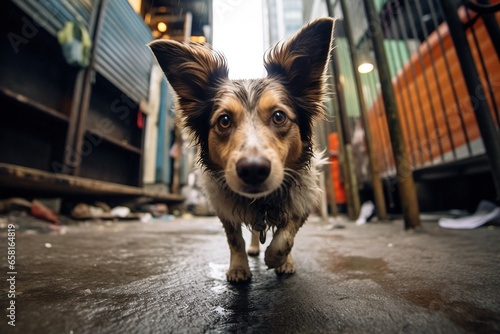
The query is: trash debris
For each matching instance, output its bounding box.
[57,21,91,67]
[31,200,60,225]
[70,203,105,219]
[138,203,168,217]
[0,198,32,213]
[438,200,500,229]
[325,216,346,229]
[0,198,61,225]
[110,206,130,218]
[1,196,174,226]
[140,213,153,223]
[94,202,111,212]
[45,243,52,248]
[70,202,147,221]
[356,201,375,225]
[35,198,62,214]
[420,209,468,222]
[157,214,175,221]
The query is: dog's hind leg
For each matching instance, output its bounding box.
[264,219,303,273]
[222,220,252,282]
[247,230,260,256]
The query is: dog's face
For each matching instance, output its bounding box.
[206,79,304,197]
[149,18,334,198]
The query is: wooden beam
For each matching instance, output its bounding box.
[0,163,184,202]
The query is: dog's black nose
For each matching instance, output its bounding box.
[236,157,271,185]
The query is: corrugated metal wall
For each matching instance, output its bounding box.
[13,0,153,103]
[94,0,153,103]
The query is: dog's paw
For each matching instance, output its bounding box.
[265,230,294,269]
[247,246,260,257]
[275,255,296,275]
[264,247,289,269]
[226,267,252,282]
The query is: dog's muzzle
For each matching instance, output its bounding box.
[236,157,271,188]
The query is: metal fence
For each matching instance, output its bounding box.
[328,0,500,215]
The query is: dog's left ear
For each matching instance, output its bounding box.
[264,17,334,118]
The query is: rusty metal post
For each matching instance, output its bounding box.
[362,0,421,229]
[326,167,339,217]
[64,0,107,175]
[327,0,360,220]
[326,113,339,218]
[68,0,108,177]
[329,64,356,220]
[320,119,339,218]
[312,116,338,218]
[329,53,361,221]
[338,0,387,221]
[441,0,500,201]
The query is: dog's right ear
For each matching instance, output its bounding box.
[148,40,228,131]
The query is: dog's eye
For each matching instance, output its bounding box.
[218,115,232,129]
[272,111,287,125]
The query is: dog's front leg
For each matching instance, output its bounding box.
[222,220,252,282]
[264,219,303,274]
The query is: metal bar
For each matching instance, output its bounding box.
[72,0,108,177]
[321,119,339,218]
[338,0,387,221]
[441,0,500,200]
[381,21,414,167]
[365,72,384,173]
[393,0,433,166]
[324,101,340,218]
[64,0,106,175]
[384,4,423,166]
[362,0,421,229]
[476,0,500,58]
[367,70,396,209]
[404,0,444,162]
[325,164,339,218]
[387,62,414,169]
[329,43,361,220]
[328,0,365,219]
[434,0,473,157]
[370,70,397,209]
[63,70,85,175]
[414,0,457,161]
[312,118,333,220]
[464,5,500,125]
[310,96,337,219]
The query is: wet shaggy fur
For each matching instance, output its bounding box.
[149,18,335,282]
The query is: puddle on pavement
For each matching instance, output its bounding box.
[324,253,388,280]
[324,253,500,333]
[400,288,500,333]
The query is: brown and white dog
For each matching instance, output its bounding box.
[149,18,334,282]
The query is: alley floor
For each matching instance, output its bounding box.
[1,215,499,333]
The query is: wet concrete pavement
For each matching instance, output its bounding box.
[1,215,500,333]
